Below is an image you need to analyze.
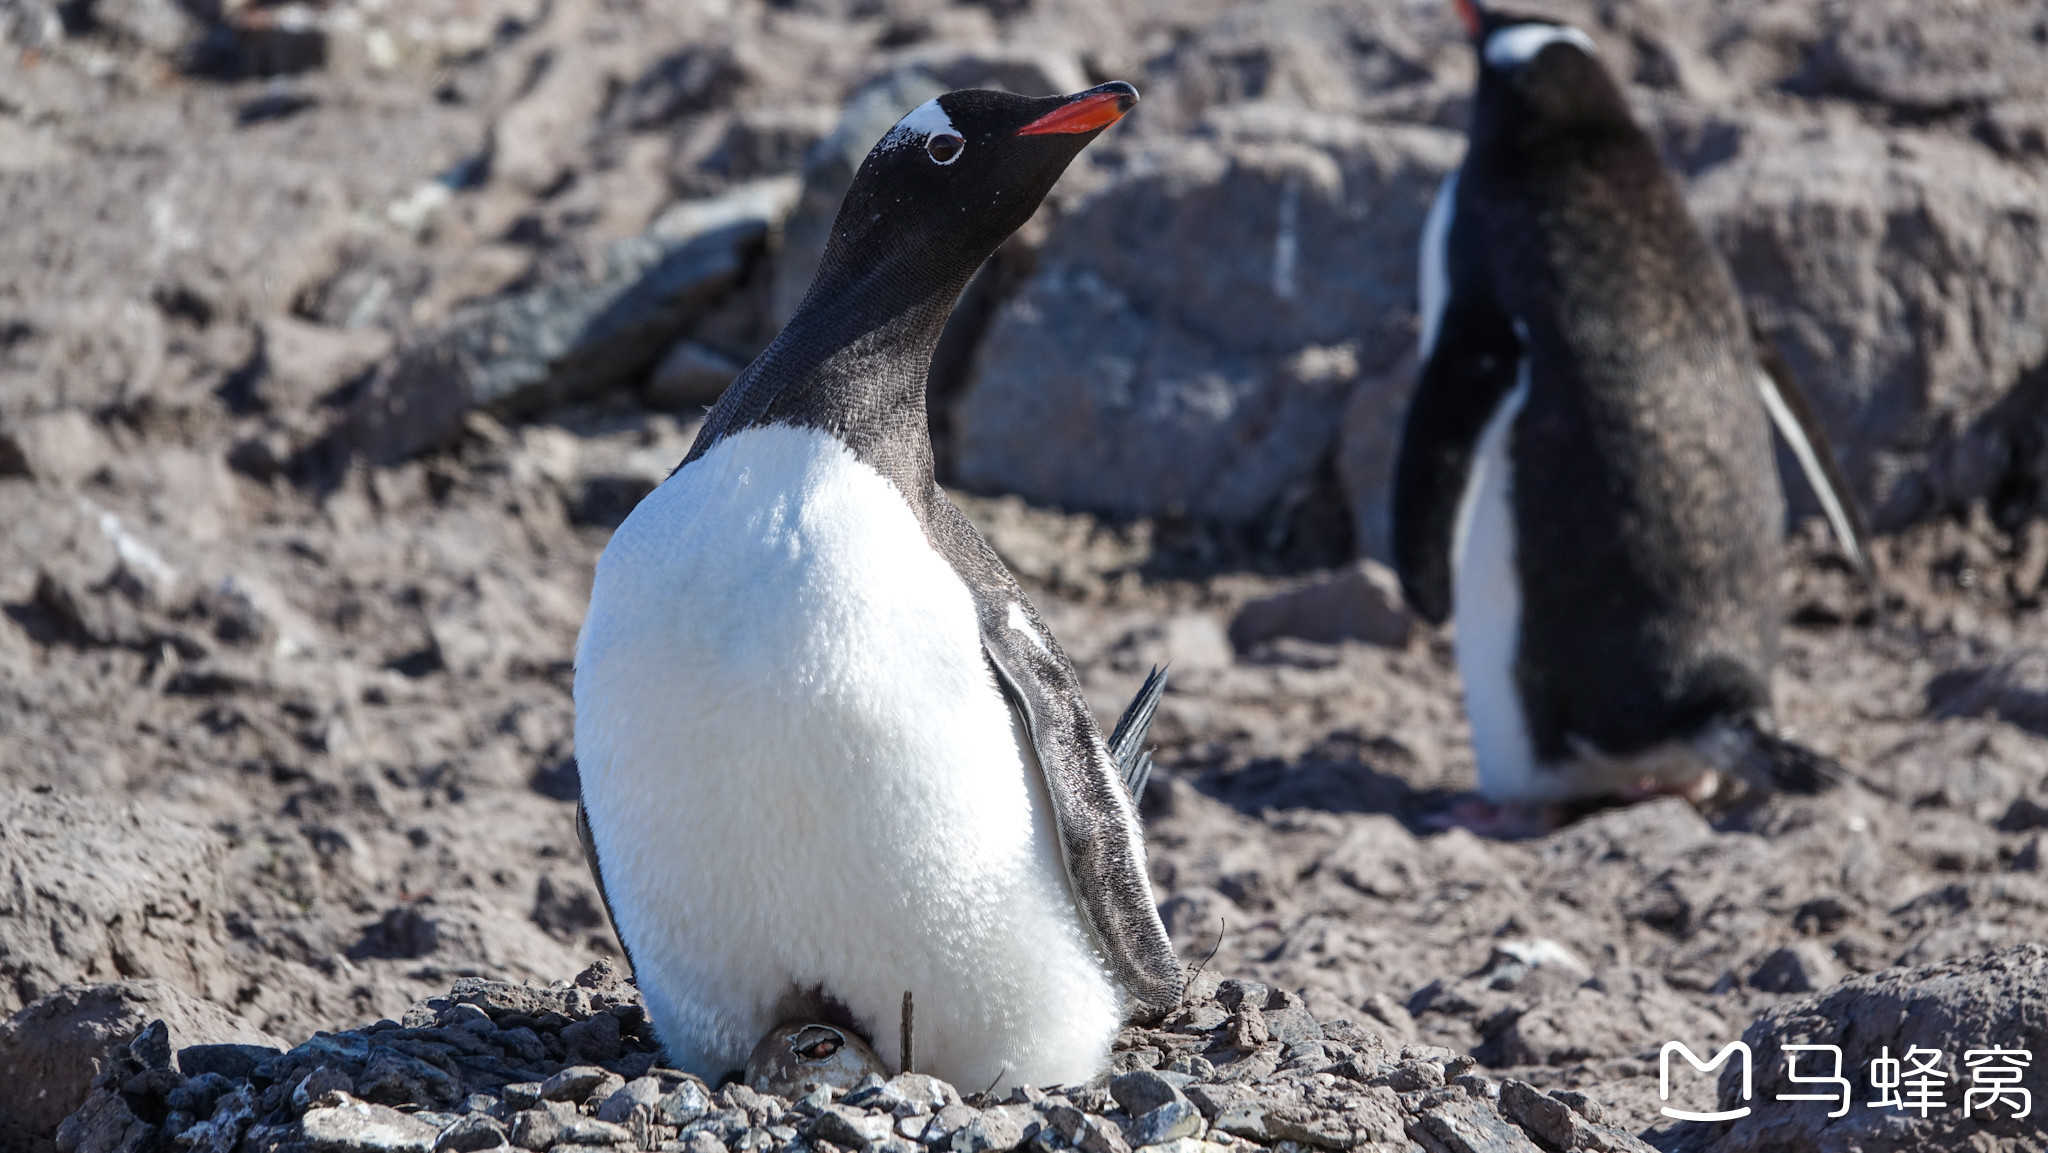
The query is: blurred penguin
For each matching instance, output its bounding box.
[1391,0,1872,831]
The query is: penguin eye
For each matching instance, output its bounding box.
[925,133,965,165]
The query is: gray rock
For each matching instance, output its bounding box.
[507,1103,576,1150]
[1706,943,2048,1153]
[0,980,281,1139]
[807,1103,893,1148]
[87,0,203,55]
[1041,1104,1129,1153]
[1747,942,1845,994]
[646,341,743,410]
[540,1064,618,1104]
[955,111,1459,533]
[433,1112,509,1152]
[1687,107,2048,526]
[346,179,798,464]
[0,409,113,485]
[595,1076,664,1123]
[1127,1100,1202,1148]
[1407,1092,1543,1153]
[946,1105,1031,1153]
[1792,0,2048,114]
[1227,560,1410,653]
[255,315,392,413]
[659,1080,714,1126]
[300,1096,441,1153]
[1107,1071,1186,1119]
[0,792,238,1019]
[1497,1081,1657,1153]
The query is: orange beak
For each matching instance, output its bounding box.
[1016,84,1139,137]
[1451,0,1483,38]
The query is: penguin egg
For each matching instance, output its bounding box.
[926,133,965,165]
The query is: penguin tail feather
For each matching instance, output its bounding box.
[1108,665,1169,802]
[1721,716,1847,796]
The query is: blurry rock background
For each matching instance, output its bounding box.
[3,0,2048,1148]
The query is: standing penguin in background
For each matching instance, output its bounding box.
[1392,0,1871,830]
[573,82,1184,1093]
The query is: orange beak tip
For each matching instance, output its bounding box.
[1016,84,1139,137]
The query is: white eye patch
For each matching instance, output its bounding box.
[880,97,962,156]
[1484,23,1597,68]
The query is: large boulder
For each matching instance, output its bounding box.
[343,178,799,463]
[0,980,283,1141]
[1706,943,2048,1153]
[954,108,1458,534]
[1686,107,2048,527]
[0,789,237,1018]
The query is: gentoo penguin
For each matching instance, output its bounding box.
[572,82,1184,1092]
[1390,0,1871,821]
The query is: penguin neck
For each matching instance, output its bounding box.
[710,254,976,502]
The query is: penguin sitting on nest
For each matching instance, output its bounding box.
[572,82,1184,1093]
[1392,0,1873,834]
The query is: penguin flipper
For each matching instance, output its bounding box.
[922,500,1185,1019]
[1746,310,1875,586]
[575,793,637,970]
[1392,287,1525,624]
[1106,665,1168,802]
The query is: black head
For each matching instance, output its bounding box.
[1450,0,1633,139]
[805,82,1139,306]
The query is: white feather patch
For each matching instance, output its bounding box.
[574,424,1120,1092]
[1755,370,1868,576]
[1484,23,1596,68]
[1007,602,1049,654]
[1418,167,1460,361]
[1451,361,1545,800]
[880,97,959,151]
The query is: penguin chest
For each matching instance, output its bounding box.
[572,423,1119,1088]
[1450,366,1545,800]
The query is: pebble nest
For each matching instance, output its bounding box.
[56,961,1657,1153]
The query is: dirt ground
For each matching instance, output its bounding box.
[4,1,2048,1149]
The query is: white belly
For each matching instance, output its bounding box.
[1451,365,1548,801]
[573,423,1120,1091]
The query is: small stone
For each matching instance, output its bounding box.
[947,1105,1030,1153]
[434,1113,510,1152]
[1128,1101,1202,1148]
[1168,1006,1227,1035]
[508,1107,567,1150]
[597,1077,665,1123]
[1748,942,1845,994]
[683,1131,728,1153]
[1221,1006,1268,1053]
[440,1004,496,1032]
[659,1080,714,1125]
[1043,1104,1130,1153]
[302,1097,441,1153]
[874,1073,962,1117]
[503,1083,544,1110]
[809,1103,894,1147]
[295,1066,357,1108]
[1108,1072,1185,1119]
[923,1102,978,1145]
[1213,981,1269,1013]
[556,1115,635,1145]
[541,1065,616,1103]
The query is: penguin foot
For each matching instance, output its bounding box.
[1423,798,1561,839]
[745,1021,891,1097]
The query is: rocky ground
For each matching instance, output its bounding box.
[4,1,2048,1151]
